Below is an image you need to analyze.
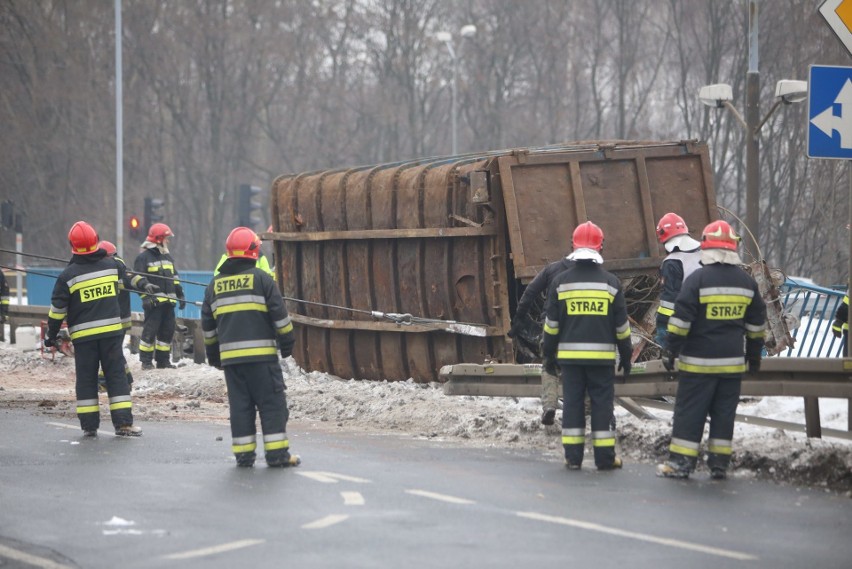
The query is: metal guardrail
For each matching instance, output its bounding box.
[4,305,206,364]
[441,359,852,439]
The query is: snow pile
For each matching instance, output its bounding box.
[1,342,851,494]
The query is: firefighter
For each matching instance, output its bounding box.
[542,221,632,470]
[657,220,766,480]
[655,213,702,345]
[201,227,299,468]
[0,267,9,342]
[831,293,848,357]
[133,223,184,369]
[508,255,574,425]
[44,222,141,436]
[98,241,159,389]
[214,232,275,279]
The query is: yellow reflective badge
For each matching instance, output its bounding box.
[706,303,746,319]
[566,298,608,315]
[79,282,115,302]
[215,274,254,295]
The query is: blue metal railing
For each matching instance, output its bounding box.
[779,279,845,358]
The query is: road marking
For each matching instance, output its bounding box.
[0,544,74,569]
[162,539,265,560]
[405,489,476,505]
[47,422,79,430]
[516,511,757,560]
[296,471,371,484]
[302,514,349,529]
[341,491,365,506]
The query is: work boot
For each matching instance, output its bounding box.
[564,458,581,470]
[597,456,623,471]
[267,453,301,468]
[141,362,154,370]
[156,362,177,369]
[710,467,727,480]
[656,461,690,479]
[115,425,143,437]
[83,429,98,437]
[235,452,256,468]
[541,408,556,426]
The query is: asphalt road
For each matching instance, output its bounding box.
[1,407,850,569]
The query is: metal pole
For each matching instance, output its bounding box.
[15,232,22,305]
[848,161,852,429]
[450,42,458,156]
[115,0,124,258]
[745,0,760,259]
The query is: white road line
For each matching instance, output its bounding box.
[0,543,74,569]
[162,539,265,560]
[302,514,349,530]
[405,489,476,505]
[296,471,371,484]
[341,491,365,506]
[516,511,757,561]
[46,422,79,430]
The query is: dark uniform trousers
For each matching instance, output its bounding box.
[561,364,616,468]
[140,303,176,366]
[225,361,292,465]
[75,335,133,431]
[669,373,741,472]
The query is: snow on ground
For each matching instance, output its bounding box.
[0,339,850,495]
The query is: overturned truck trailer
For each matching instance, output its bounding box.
[269,141,718,382]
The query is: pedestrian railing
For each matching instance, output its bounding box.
[779,279,845,358]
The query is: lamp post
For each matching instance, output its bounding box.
[436,24,476,156]
[698,1,807,259]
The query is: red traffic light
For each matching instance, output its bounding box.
[129,216,140,229]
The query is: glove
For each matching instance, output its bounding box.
[142,297,154,311]
[748,358,761,373]
[205,348,222,369]
[617,359,631,377]
[178,298,186,310]
[278,337,294,359]
[542,356,558,377]
[661,349,676,372]
[143,283,160,295]
[43,336,57,348]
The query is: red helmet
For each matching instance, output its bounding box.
[656,213,688,244]
[572,221,604,251]
[147,223,173,244]
[68,221,99,255]
[226,227,260,260]
[98,240,117,256]
[701,220,740,251]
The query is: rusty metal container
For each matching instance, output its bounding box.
[269,140,718,382]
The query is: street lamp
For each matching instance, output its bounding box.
[698,78,808,258]
[436,24,477,155]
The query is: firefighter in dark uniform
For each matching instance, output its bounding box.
[201,227,299,468]
[0,267,9,342]
[831,292,848,356]
[98,240,159,389]
[655,213,702,345]
[542,221,632,470]
[508,255,574,425]
[133,223,184,369]
[45,222,142,436]
[658,220,766,480]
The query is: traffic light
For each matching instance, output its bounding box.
[129,215,142,240]
[238,184,263,229]
[144,197,165,231]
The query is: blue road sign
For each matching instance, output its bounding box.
[808,64,852,160]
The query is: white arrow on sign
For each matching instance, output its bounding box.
[811,78,852,149]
